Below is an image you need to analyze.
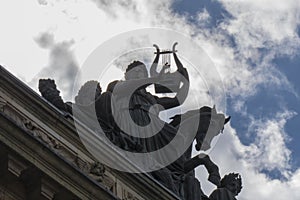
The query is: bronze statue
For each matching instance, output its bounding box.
[96,43,230,199]
[38,78,71,113]
[39,43,240,200]
[209,173,243,200]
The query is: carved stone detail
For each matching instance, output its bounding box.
[23,119,61,150]
[0,98,116,194]
[89,162,105,182]
[2,105,79,172]
[23,119,36,131]
[7,154,28,177]
[89,162,105,178]
[3,106,27,130]
[122,189,140,200]
[102,175,115,192]
[74,156,90,173]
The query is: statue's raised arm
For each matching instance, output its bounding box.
[149,43,190,109]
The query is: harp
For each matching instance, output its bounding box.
[150,43,183,93]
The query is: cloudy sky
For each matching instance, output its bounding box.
[1,0,300,199]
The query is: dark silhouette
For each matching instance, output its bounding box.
[209,173,242,200]
[38,78,72,113]
[95,43,230,200]
[39,43,240,200]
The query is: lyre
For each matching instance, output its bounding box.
[151,43,181,93]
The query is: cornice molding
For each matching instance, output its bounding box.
[0,65,179,200]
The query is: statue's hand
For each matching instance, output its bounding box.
[157,64,170,80]
[208,173,221,187]
[155,64,176,88]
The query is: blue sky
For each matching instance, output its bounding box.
[173,0,300,176]
[0,0,300,199]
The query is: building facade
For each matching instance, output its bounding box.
[0,66,179,200]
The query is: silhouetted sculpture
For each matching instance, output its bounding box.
[209,173,242,200]
[39,43,240,200]
[96,80,140,151]
[96,43,230,200]
[38,79,72,113]
[75,80,102,106]
[166,106,230,200]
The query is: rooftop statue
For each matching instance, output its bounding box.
[209,173,243,200]
[39,43,240,200]
[38,78,72,113]
[95,43,231,200]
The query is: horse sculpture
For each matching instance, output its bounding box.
[39,43,232,200]
[165,106,230,200]
[94,85,230,200]
[92,43,230,200]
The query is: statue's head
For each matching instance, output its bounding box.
[125,61,148,80]
[75,80,102,106]
[38,79,58,94]
[220,173,242,196]
[195,106,230,151]
[106,80,118,92]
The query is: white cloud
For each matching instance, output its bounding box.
[193,0,300,103]
[244,111,295,174]
[222,0,300,47]
[195,8,211,27]
[192,1,300,198]
[29,32,80,101]
[197,110,299,199]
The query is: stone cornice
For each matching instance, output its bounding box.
[0,112,118,199]
[0,65,179,200]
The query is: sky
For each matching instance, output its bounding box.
[1,0,300,199]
